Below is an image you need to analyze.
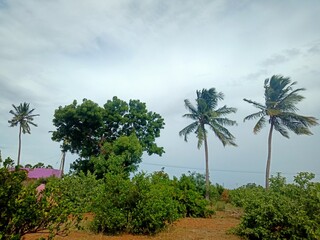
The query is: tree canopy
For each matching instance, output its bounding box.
[51,97,165,174]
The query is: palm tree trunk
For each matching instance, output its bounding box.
[203,131,210,200]
[17,124,22,166]
[265,121,274,189]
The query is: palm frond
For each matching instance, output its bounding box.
[184,99,198,115]
[243,99,265,111]
[179,121,199,142]
[273,120,289,138]
[208,122,237,147]
[216,105,237,116]
[182,113,199,121]
[278,112,318,136]
[243,111,265,122]
[213,117,237,127]
[253,116,267,134]
[277,88,305,112]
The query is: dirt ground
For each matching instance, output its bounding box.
[24,210,242,240]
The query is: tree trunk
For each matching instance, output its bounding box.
[203,130,210,201]
[17,124,22,166]
[265,122,274,189]
[60,151,66,177]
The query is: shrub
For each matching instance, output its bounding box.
[234,173,320,239]
[174,174,214,217]
[48,171,102,213]
[91,171,181,235]
[130,172,180,234]
[91,173,132,234]
[0,167,81,240]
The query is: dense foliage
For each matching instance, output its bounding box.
[231,173,320,239]
[0,167,82,240]
[91,134,143,178]
[91,170,214,235]
[51,97,165,174]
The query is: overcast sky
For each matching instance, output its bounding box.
[1,0,319,188]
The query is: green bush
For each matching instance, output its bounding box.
[234,173,320,239]
[91,173,132,234]
[48,171,102,213]
[174,174,214,217]
[91,170,213,235]
[0,167,82,240]
[230,183,265,208]
[130,172,180,234]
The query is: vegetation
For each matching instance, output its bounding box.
[8,102,39,166]
[51,97,164,175]
[0,167,82,240]
[1,78,319,239]
[230,172,320,239]
[91,170,214,235]
[244,75,318,189]
[179,88,237,200]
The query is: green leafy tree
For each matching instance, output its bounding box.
[244,75,318,189]
[179,88,237,200]
[52,97,164,174]
[8,102,39,166]
[52,99,105,158]
[91,134,143,178]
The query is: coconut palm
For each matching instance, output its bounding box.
[244,75,318,189]
[179,88,237,200]
[8,102,39,166]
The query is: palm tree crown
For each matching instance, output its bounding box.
[179,88,237,200]
[244,75,318,137]
[180,88,237,148]
[244,75,318,188]
[8,102,39,166]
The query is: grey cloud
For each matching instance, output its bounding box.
[308,45,320,55]
[261,48,302,67]
[262,54,288,67]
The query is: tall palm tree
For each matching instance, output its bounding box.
[179,88,237,200]
[244,75,318,189]
[8,102,39,166]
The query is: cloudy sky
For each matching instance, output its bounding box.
[1,0,319,188]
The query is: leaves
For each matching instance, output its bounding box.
[244,75,319,138]
[232,173,320,239]
[51,97,165,175]
[179,88,238,148]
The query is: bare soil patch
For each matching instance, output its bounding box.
[24,210,241,240]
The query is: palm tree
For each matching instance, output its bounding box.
[244,75,318,189]
[179,88,237,200]
[8,102,39,166]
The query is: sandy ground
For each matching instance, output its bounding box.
[23,210,242,240]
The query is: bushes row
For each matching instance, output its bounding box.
[230,172,320,240]
[0,166,220,238]
[91,170,215,235]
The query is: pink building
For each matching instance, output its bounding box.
[23,168,62,179]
